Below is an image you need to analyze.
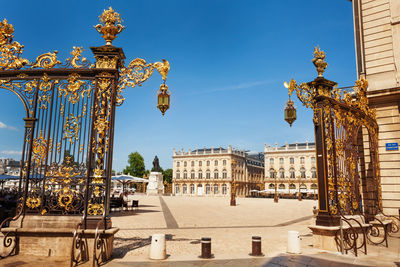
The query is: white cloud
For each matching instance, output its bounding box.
[0,150,22,155]
[0,121,17,131]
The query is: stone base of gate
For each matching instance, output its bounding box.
[308,225,340,252]
[1,215,118,259]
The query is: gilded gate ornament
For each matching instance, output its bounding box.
[95,7,124,46]
[32,51,61,69]
[32,131,49,166]
[63,114,80,143]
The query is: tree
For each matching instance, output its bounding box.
[123,152,145,177]
[163,169,172,184]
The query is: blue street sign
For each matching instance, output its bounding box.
[386,143,399,151]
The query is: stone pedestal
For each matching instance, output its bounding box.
[308,225,340,252]
[1,215,118,259]
[147,172,164,195]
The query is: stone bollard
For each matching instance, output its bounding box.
[313,206,318,218]
[287,231,301,254]
[200,237,212,258]
[250,236,263,256]
[149,234,166,260]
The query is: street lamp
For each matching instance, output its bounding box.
[298,175,302,201]
[230,159,237,206]
[274,169,278,203]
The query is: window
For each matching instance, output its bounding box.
[214,160,218,166]
[269,158,274,164]
[191,170,195,179]
[269,184,275,189]
[300,157,305,164]
[222,170,227,179]
[300,167,306,178]
[183,184,187,194]
[269,168,275,178]
[279,184,285,189]
[190,184,195,194]
[311,157,316,163]
[300,184,307,192]
[311,184,318,190]
[198,171,203,179]
[279,158,284,164]
[183,170,188,179]
[176,161,180,167]
[184,161,187,167]
[214,170,219,179]
[175,185,180,194]
[311,167,317,178]
[205,184,210,194]
[289,183,296,189]
[290,157,294,164]
[279,168,285,178]
[176,171,180,179]
[191,161,194,167]
[223,160,226,166]
[214,184,219,194]
[206,160,210,166]
[222,184,227,194]
[206,170,211,179]
[290,168,295,178]
[199,161,202,166]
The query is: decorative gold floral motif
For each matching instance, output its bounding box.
[95,7,124,45]
[312,46,328,77]
[32,131,49,165]
[32,51,61,69]
[87,200,104,216]
[63,114,80,143]
[58,187,73,211]
[59,73,85,104]
[92,167,104,184]
[95,56,118,69]
[26,196,41,209]
[66,46,87,68]
[46,156,81,185]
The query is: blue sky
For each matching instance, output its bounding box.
[0,0,357,171]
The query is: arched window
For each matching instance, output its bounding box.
[279,168,285,178]
[300,184,307,192]
[191,161,194,167]
[223,160,226,166]
[184,161,187,167]
[206,160,210,166]
[176,161,180,167]
[214,169,219,179]
[279,184,285,189]
[300,157,305,164]
[279,158,284,164]
[190,184,195,194]
[222,184,227,194]
[290,157,294,164]
[175,185,180,194]
[183,184,187,194]
[311,184,318,190]
[199,161,202,166]
[191,170,195,179]
[222,170,227,179]
[176,170,180,179]
[205,184,210,194]
[311,157,316,163]
[214,184,219,194]
[311,167,317,178]
[198,171,203,179]
[269,158,274,164]
[206,170,211,179]
[183,170,188,179]
[269,168,275,178]
[214,160,218,166]
[289,183,296,189]
[289,168,295,178]
[269,183,275,189]
[300,167,306,178]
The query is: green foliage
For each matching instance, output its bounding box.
[123,152,146,177]
[163,168,172,184]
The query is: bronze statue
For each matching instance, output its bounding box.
[152,155,161,172]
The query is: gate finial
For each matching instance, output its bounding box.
[95,7,124,46]
[312,46,328,77]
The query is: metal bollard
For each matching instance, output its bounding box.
[250,236,263,256]
[200,237,212,258]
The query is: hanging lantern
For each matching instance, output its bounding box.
[157,84,170,115]
[284,99,296,126]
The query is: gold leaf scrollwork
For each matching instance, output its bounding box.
[92,167,104,184]
[0,19,30,70]
[95,56,118,69]
[66,46,87,68]
[26,196,41,209]
[32,130,50,166]
[87,200,104,216]
[58,187,73,211]
[63,114,80,144]
[32,51,61,69]
[59,73,85,104]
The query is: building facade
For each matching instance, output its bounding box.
[352,0,400,215]
[264,142,318,198]
[0,159,21,176]
[172,146,264,197]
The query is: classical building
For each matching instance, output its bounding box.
[0,158,21,176]
[352,0,400,215]
[264,142,318,198]
[172,146,264,197]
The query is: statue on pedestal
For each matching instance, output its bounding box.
[153,155,161,172]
